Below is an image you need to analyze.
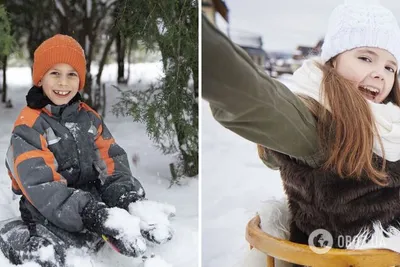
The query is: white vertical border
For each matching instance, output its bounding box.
[198,0,202,267]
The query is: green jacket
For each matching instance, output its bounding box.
[202,16,324,168]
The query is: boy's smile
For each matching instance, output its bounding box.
[39,63,80,105]
[53,90,71,96]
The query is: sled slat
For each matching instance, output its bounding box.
[246,215,400,267]
[266,255,274,267]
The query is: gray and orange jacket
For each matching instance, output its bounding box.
[5,87,144,232]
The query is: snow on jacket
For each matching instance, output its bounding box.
[5,87,144,232]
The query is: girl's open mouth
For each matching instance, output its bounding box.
[358,85,380,101]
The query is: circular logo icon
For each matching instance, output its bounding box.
[308,229,333,254]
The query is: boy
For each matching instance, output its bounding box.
[1,34,173,267]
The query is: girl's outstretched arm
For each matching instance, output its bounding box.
[202,16,322,166]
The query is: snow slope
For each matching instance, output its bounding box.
[201,97,286,267]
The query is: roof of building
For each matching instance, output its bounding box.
[239,46,268,57]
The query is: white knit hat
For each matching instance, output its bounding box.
[321,0,400,64]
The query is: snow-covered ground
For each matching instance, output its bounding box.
[0,63,198,267]
[201,73,290,267]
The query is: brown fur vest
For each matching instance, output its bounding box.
[261,147,400,249]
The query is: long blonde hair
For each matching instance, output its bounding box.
[299,59,400,186]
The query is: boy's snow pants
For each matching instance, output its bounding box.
[0,218,104,267]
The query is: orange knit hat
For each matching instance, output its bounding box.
[33,34,86,90]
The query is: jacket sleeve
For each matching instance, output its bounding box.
[90,111,145,208]
[202,15,322,165]
[257,145,280,170]
[7,119,92,233]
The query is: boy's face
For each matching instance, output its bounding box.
[38,63,80,105]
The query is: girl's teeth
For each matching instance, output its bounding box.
[359,86,380,97]
[361,86,379,93]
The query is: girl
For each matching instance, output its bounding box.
[1,34,173,267]
[203,0,400,256]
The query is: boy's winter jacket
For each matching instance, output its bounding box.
[6,86,145,233]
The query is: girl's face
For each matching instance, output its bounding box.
[333,47,398,103]
[38,63,80,105]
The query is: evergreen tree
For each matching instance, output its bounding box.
[0,4,15,103]
[0,5,13,57]
[113,0,198,179]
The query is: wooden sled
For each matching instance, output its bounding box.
[246,215,400,267]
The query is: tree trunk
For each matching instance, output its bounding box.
[169,54,198,176]
[94,30,116,111]
[191,63,198,130]
[116,31,126,83]
[175,5,198,177]
[101,83,106,117]
[2,55,7,103]
[84,74,93,108]
[190,64,199,176]
[80,0,95,108]
[126,38,132,82]
[96,31,117,86]
[172,114,198,177]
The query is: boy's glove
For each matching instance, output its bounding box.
[117,190,146,210]
[128,200,175,245]
[100,174,146,210]
[81,199,147,257]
